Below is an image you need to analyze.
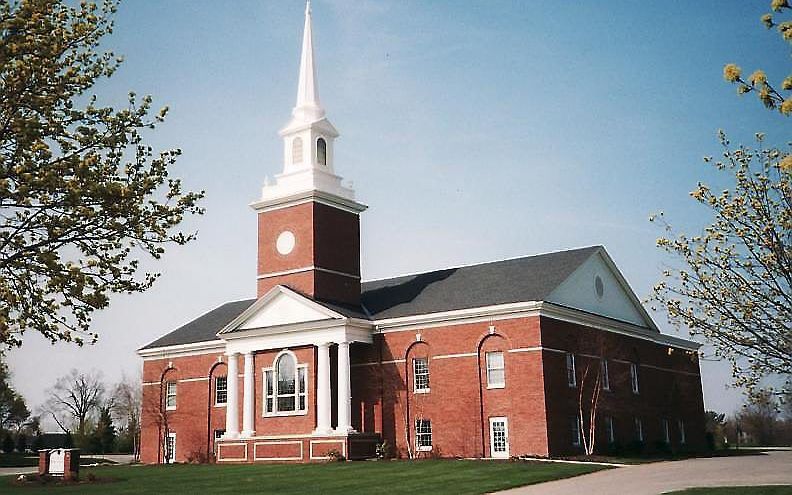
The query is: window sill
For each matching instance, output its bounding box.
[417,446,433,452]
[166,406,176,411]
[214,403,227,408]
[486,384,505,390]
[414,388,430,394]
[263,410,308,418]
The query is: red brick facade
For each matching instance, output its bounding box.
[256,201,361,305]
[140,313,705,463]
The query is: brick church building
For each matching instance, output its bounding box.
[138,2,705,464]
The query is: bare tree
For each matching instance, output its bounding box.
[112,373,142,461]
[43,369,104,436]
[577,357,603,456]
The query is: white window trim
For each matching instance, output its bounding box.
[214,376,227,407]
[485,351,506,389]
[601,359,610,391]
[662,419,670,444]
[262,350,308,417]
[415,418,432,452]
[413,357,430,394]
[566,353,577,388]
[572,415,581,446]
[165,381,177,411]
[630,363,640,394]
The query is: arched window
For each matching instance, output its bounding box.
[292,137,303,164]
[264,352,307,415]
[316,137,327,166]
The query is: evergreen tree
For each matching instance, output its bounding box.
[93,405,116,454]
[64,431,73,448]
[1,431,14,453]
[15,433,26,453]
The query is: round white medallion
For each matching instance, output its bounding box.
[276,231,296,255]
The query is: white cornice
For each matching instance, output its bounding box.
[137,340,225,360]
[250,189,367,215]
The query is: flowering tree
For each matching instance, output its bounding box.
[723,0,792,114]
[651,132,791,398]
[0,0,204,347]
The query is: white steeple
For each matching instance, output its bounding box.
[293,0,324,123]
[252,0,363,212]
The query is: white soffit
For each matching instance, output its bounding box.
[546,249,656,330]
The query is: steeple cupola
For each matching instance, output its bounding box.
[254,0,356,205]
[251,1,365,305]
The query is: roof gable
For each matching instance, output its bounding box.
[546,249,658,330]
[219,285,344,335]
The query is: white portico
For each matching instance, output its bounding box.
[217,285,373,439]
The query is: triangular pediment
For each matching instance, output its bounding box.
[217,286,343,335]
[547,248,658,330]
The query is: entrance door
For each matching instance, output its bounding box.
[489,417,509,458]
[166,433,176,464]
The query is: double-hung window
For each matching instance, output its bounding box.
[415,419,432,451]
[264,353,307,415]
[413,357,430,393]
[165,381,177,410]
[601,359,610,391]
[630,363,640,394]
[662,419,670,444]
[634,417,643,442]
[566,353,577,388]
[215,376,227,406]
[486,351,505,388]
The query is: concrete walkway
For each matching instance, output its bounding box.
[494,450,792,495]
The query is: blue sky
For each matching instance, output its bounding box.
[8,1,790,424]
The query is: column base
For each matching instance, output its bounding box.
[312,427,334,436]
[222,431,240,440]
[240,430,256,438]
[334,426,356,435]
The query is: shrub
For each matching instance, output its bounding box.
[2,432,14,453]
[325,449,345,462]
[375,440,391,459]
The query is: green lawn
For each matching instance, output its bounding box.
[668,487,792,494]
[3,459,605,494]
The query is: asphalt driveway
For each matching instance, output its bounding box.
[494,450,792,495]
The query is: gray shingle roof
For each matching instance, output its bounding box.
[361,246,600,319]
[140,246,600,350]
[140,299,255,349]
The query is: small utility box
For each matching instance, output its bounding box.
[39,448,80,480]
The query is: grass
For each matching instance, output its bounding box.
[557,448,768,465]
[667,487,792,494]
[2,459,606,494]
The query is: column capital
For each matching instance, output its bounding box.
[225,351,239,357]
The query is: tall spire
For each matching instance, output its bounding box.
[293,0,324,123]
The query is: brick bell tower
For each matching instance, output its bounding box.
[251,1,366,306]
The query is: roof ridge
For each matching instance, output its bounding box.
[361,245,602,285]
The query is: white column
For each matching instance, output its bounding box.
[224,352,239,439]
[314,342,332,434]
[241,352,255,438]
[336,341,354,434]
